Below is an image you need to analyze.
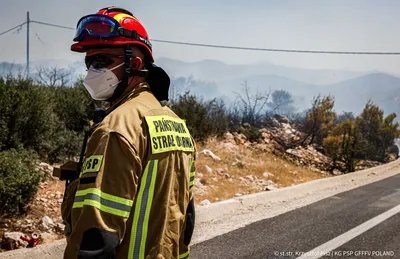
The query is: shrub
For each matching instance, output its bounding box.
[46,124,83,163]
[0,149,42,215]
[240,126,262,142]
[169,92,229,142]
[51,81,104,133]
[0,78,56,155]
[0,77,102,163]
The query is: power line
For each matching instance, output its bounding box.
[34,31,46,45]
[5,19,400,56]
[151,39,400,55]
[0,22,26,37]
[25,20,400,55]
[31,20,75,30]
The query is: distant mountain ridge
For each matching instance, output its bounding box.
[155,57,370,85]
[317,73,400,114]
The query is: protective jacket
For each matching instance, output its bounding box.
[62,83,196,259]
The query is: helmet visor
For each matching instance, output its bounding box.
[74,14,120,41]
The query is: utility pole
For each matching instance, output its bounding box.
[26,11,30,77]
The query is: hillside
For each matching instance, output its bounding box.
[156,57,366,85]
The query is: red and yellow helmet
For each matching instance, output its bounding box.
[71,7,154,62]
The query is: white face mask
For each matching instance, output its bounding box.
[83,62,124,100]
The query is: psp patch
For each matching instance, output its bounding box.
[80,155,104,176]
[145,115,195,154]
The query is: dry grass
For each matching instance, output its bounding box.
[193,138,331,204]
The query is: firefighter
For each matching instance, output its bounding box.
[62,6,196,259]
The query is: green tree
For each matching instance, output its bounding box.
[355,101,399,161]
[376,112,399,160]
[300,95,336,146]
[323,119,360,172]
[356,100,382,160]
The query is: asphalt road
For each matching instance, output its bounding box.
[190,174,400,259]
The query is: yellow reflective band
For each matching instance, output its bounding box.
[189,171,195,187]
[128,160,159,259]
[179,250,190,259]
[73,188,133,218]
[188,158,195,187]
[188,158,194,175]
[145,116,195,154]
[75,188,133,206]
[73,200,130,218]
[113,13,136,23]
[189,156,195,187]
[80,155,103,176]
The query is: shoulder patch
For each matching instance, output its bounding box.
[80,155,104,177]
[145,115,195,154]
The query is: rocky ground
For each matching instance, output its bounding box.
[0,115,394,252]
[0,177,66,251]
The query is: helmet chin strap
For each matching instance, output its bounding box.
[108,45,149,102]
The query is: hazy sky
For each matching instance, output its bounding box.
[1,0,400,74]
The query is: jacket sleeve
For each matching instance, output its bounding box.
[179,142,197,259]
[184,155,196,247]
[64,128,142,259]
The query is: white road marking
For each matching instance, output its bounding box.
[296,204,400,259]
